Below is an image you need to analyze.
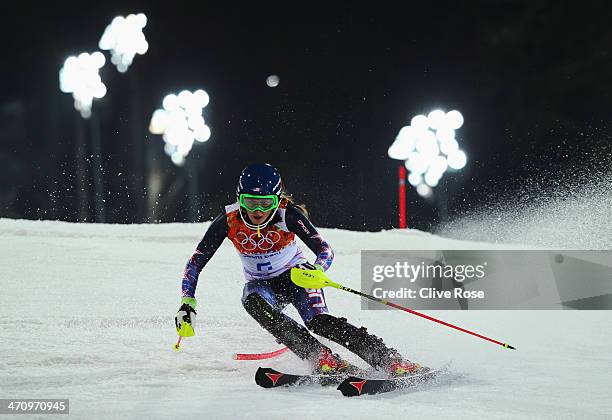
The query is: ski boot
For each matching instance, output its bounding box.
[387,358,430,377]
[314,348,354,375]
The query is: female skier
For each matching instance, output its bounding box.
[175,163,419,375]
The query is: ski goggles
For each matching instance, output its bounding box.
[239,193,279,212]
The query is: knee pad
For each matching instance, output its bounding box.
[243,293,324,360]
[306,313,341,335]
[306,314,396,368]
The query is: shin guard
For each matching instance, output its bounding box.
[243,293,326,360]
[306,314,400,368]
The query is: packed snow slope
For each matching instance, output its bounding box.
[1,219,610,419]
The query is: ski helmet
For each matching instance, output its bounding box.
[236,163,282,198]
[236,163,283,231]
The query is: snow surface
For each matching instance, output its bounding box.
[1,218,611,419]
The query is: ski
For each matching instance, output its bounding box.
[255,367,349,388]
[337,364,449,397]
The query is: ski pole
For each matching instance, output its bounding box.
[174,335,183,352]
[291,268,516,350]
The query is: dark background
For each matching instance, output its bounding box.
[1,1,611,231]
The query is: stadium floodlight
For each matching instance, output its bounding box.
[388,109,467,198]
[59,52,107,119]
[416,183,432,198]
[410,114,429,131]
[149,89,211,166]
[445,110,464,130]
[447,149,467,170]
[266,75,280,87]
[99,13,148,73]
[426,109,446,130]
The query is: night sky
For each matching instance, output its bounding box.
[2,1,611,231]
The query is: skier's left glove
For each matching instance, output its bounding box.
[175,297,197,337]
[295,262,324,271]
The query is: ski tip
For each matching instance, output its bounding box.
[337,376,365,397]
[503,343,516,350]
[254,367,275,388]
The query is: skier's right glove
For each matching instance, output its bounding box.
[295,262,324,271]
[175,297,197,337]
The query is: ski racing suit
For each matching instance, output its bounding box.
[181,200,403,368]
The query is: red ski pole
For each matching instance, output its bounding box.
[291,268,516,350]
[173,336,183,351]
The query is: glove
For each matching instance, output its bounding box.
[175,297,197,337]
[295,262,324,271]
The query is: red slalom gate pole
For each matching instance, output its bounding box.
[233,346,289,360]
[398,165,407,228]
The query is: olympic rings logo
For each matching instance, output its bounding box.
[236,231,281,251]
